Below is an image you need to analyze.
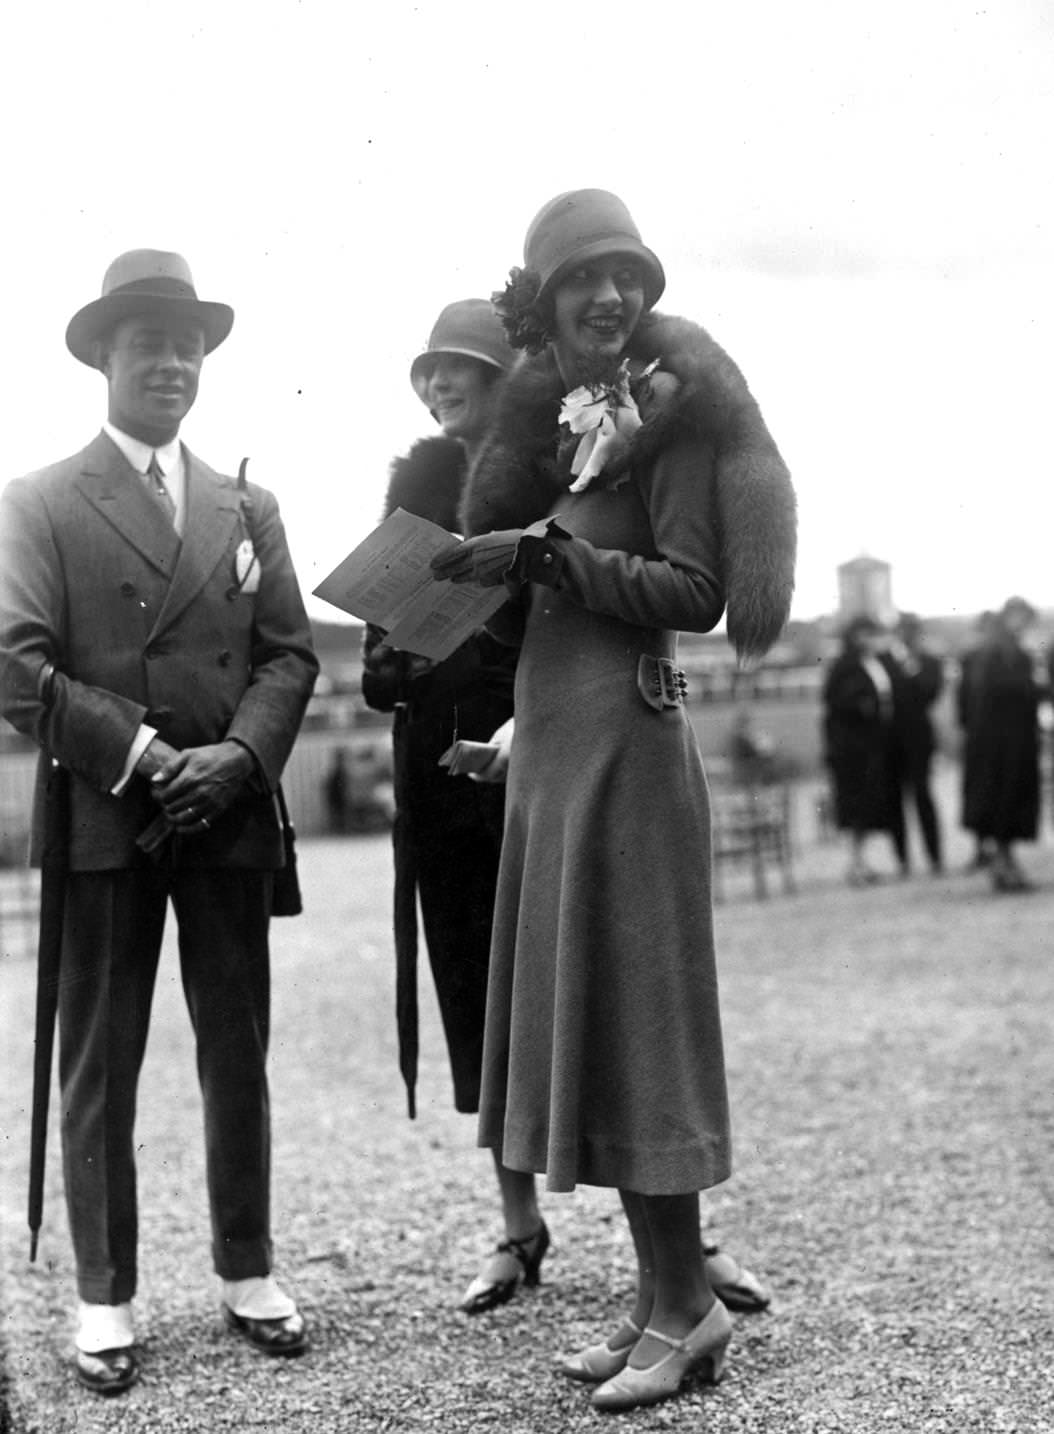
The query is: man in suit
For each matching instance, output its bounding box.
[0,250,319,1393]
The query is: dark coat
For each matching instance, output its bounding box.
[889,651,944,760]
[361,437,515,1116]
[959,636,1041,841]
[460,313,797,1193]
[822,652,900,833]
[0,431,318,870]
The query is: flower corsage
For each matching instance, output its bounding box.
[558,358,660,492]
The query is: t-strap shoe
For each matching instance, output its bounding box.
[555,1318,644,1382]
[591,1299,732,1412]
[459,1221,551,1314]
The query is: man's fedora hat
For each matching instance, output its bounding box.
[66,249,234,368]
[410,299,513,399]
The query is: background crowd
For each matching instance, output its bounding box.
[821,598,1050,893]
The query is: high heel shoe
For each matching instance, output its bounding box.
[703,1246,771,1314]
[458,1221,550,1314]
[591,1299,732,1412]
[555,1319,643,1383]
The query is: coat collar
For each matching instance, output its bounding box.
[461,311,798,660]
[74,430,182,577]
[384,435,466,531]
[73,430,245,637]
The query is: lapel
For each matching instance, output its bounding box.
[73,431,182,577]
[149,446,243,639]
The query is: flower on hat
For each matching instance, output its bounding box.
[491,267,551,354]
[559,358,660,492]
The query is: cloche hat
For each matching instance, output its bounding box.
[66,249,234,368]
[525,189,665,309]
[410,299,513,399]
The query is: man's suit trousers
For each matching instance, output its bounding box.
[58,866,275,1304]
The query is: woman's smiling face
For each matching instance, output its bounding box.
[551,254,645,379]
[425,355,498,441]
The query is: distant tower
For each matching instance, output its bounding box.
[837,555,895,624]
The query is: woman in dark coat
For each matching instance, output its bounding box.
[432,190,796,1412]
[958,596,1042,891]
[822,615,907,884]
[361,301,547,1312]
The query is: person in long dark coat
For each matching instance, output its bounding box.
[887,613,945,873]
[959,596,1043,890]
[361,300,547,1313]
[432,190,796,1413]
[822,616,907,883]
[956,609,998,869]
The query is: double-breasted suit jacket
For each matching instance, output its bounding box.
[1,427,318,1304]
[0,430,318,868]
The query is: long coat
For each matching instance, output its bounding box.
[461,312,797,1194]
[0,431,318,869]
[361,437,515,1116]
[959,636,1041,841]
[889,651,944,762]
[822,652,901,833]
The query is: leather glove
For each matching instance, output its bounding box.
[430,530,523,586]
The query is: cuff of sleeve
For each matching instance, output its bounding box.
[228,736,266,792]
[112,725,158,796]
[511,518,571,588]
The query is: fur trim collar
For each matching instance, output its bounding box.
[384,435,467,532]
[461,311,797,659]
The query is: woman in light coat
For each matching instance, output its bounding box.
[433,190,796,1411]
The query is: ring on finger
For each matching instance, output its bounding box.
[201,816,210,830]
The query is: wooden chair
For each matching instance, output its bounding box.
[710,777,795,902]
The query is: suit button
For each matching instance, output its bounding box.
[542,552,553,565]
[120,581,136,597]
[218,650,233,667]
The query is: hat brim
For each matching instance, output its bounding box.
[410,347,506,400]
[538,238,666,310]
[66,294,234,368]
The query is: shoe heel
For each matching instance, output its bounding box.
[518,1221,550,1288]
[701,1336,730,1384]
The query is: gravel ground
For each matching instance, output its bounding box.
[1,787,1052,1433]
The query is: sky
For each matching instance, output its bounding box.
[2,0,1052,625]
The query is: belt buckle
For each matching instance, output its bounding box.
[638,655,688,711]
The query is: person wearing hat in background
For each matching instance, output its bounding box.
[0,250,318,1393]
[957,595,1044,891]
[822,614,907,885]
[432,191,796,1412]
[360,301,549,1312]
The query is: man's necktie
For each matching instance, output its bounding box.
[147,452,176,521]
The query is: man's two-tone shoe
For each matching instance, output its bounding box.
[222,1303,308,1355]
[74,1346,140,1395]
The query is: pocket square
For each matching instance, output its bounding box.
[235,539,260,593]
